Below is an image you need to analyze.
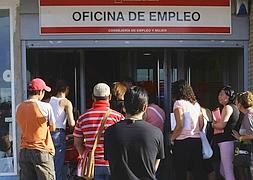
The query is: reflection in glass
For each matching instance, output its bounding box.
[0,9,14,174]
[135,51,164,108]
[137,69,153,81]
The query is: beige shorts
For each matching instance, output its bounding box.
[19,148,55,180]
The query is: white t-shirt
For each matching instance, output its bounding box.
[173,99,201,140]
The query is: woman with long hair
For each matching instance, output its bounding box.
[110,82,127,115]
[171,79,205,180]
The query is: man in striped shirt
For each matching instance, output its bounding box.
[73,83,124,180]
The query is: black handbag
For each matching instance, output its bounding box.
[233,140,252,167]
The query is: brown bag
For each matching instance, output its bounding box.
[77,109,111,179]
[77,148,94,180]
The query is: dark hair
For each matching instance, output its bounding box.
[27,90,43,96]
[124,86,148,115]
[148,92,157,104]
[55,80,69,93]
[122,77,135,88]
[171,79,197,104]
[220,85,236,104]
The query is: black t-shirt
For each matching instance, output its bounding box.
[104,119,165,180]
[215,104,240,143]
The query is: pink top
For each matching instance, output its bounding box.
[212,108,224,134]
[145,104,165,131]
[173,100,201,140]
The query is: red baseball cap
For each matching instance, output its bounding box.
[28,78,51,92]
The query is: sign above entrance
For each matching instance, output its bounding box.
[39,0,231,34]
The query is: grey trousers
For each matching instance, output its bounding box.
[19,148,55,180]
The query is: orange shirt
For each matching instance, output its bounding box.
[16,101,55,154]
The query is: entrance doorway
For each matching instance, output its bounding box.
[84,48,165,108]
[26,48,165,114]
[26,49,81,117]
[26,47,244,115]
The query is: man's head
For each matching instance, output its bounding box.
[124,86,148,116]
[93,83,111,101]
[28,78,51,99]
[28,78,51,92]
[55,80,69,95]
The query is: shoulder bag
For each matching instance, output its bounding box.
[233,140,252,167]
[77,109,111,179]
[200,108,213,159]
[200,131,213,159]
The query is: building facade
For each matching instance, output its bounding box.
[0,0,250,179]
[0,0,21,179]
[249,1,253,91]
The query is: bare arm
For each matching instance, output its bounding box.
[232,130,253,141]
[171,108,184,141]
[238,134,253,141]
[48,105,56,131]
[65,99,75,128]
[213,105,232,129]
[49,122,56,131]
[74,137,84,155]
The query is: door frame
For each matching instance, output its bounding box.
[21,40,248,117]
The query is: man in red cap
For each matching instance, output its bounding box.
[16,78,56,180]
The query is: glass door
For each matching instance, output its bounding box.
[133,49,165,108]
[26,49,81,119]
[82,48,166,109]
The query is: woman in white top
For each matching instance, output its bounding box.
[171,79,204,180]
[49,80,75,180]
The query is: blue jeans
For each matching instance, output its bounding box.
[93,166,110,180]
[51,130,66,180]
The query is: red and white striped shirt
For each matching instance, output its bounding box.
[73,100,124,166]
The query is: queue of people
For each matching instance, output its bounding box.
[15,77,253,180]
